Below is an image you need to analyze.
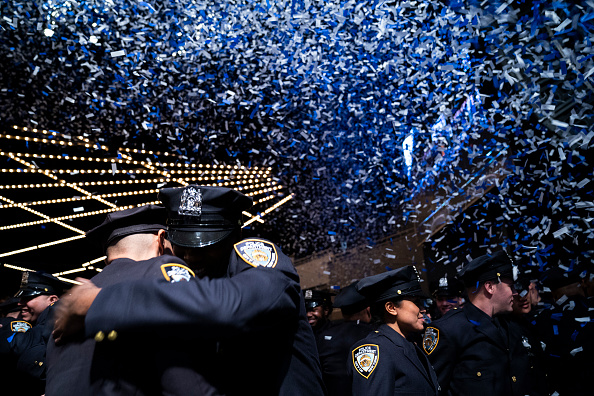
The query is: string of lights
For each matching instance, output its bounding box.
[243,194,295,227]
[0,168,274,175]
[4,152,118,208]
[1,125,290,284]
[0,235,86,258]
[0,195,85,234]
[120,152,189,187]
[0,150,270,173]
[0,179,275,189]
[8,125,108,150]
[0,189,159,208]
[0,202,160,231]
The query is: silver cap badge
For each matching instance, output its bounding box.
[178,186,202,217]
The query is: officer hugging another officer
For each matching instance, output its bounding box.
[50,185,326,396]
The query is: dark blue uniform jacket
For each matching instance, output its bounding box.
[317,320,373,396]
[84,239,326,396]
[46,254,222,396]
[351,324,439,396]
[423,302,534,396]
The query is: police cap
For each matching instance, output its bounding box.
[432,274,464,297]
[303,289,333,310]
[458,251,515,287]
[14,271,68,299]
[540,265,582,291]
[159,185,253,248]
[333,281,369,315]
[356,265,426,303]
[0,297,21,315]
[86,204,167,251]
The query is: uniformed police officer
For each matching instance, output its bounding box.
[47,204,220,396]
[351,266,439,396]
[430,273,464,319]
[531,265,593,395]
[0,297,32,394]
[6,271,68,394]
[317,281,373,396]
[303,288,334,335]
[53,185,326,396]
[422,250,534,396]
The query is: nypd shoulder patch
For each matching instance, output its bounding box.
[234,239,278,268]
[161,263,195,283]
[423,326,440,355]
[11,320,31,333]
[352,344,379,379]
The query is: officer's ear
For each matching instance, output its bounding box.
[48,295,59,304]
[384,301,399,316]
[483,281,497,296]
[158,229,173,256]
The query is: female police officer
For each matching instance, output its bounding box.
[350,265,439,395]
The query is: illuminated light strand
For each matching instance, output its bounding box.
[10,125,106,149]
[81,256,107,267]
[120,152,188,187]
[5,153,118,209]
[242,210,265,223]
[0,195,84,234]
[57,277,83,285]
[53,267,87,276]
[0,189,159,208]
[2,263,83,284]
[0,133,106,151]
[0,178,276,190]
[0,168,270,180]
[0,234,86,258]
[0,151,270,175]
[243,186,283,196]
[243,194,295,227]
[3,263,35,272]
[256,195,276,203]
[0,201,160,231]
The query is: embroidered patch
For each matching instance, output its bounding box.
[352,344,379,378]
[234,239,278,268]
[423,326,439,355]
[11,320,31,333]
[161,264,195,283]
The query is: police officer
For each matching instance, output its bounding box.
[351,266,439,396]
[47,204,219,395]
[430,273,464,319]
[6,271,68,394]
[0,297,32,394]
[531,265,593,395]
[53,185,326,396]
[505,274,548,395]
[303,288,334,336]
[317,281,373,396]
[422,250,533,396]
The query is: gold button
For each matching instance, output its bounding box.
[94,331,105,342]
[477,372,482,377]
[38,361,44,367]
[512,376,517,382]
[397,290,402,295]
[107,330,118,341]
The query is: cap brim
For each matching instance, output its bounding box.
[168,228,233,248]
[14,289,46,298]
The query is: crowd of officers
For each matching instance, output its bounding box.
[0,184,592,395]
